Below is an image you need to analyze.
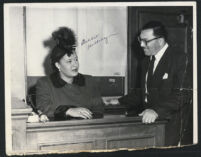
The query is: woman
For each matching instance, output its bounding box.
[36,27,104,121]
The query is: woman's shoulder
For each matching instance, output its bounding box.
[36,75,52,86]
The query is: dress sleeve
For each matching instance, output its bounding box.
[36,77,79,120]
[54,105,76,120]
[36,78,55,118]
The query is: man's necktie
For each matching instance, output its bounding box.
[147,55,155,89]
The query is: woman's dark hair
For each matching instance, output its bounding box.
[142,21,167,41]
[50,27,77,71]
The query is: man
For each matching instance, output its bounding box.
[106,21,192,146]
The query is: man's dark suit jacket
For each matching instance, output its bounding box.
[119,45,192,146]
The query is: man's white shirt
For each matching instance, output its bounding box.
[145,43,169,103]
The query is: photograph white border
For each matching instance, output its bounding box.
[4,1,197,155]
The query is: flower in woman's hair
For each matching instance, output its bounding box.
[52,27,77,47]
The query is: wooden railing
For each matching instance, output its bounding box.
[11,103,167,154]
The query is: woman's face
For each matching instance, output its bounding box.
[55,53,79,78]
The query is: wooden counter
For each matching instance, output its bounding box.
[25,115,166,152]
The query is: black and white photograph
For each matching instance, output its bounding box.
[4,2,197,155]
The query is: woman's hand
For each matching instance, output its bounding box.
[39,114,49,122]
[37,110,49,122]
[66,107,93,119]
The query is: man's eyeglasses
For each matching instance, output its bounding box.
[137,36,162,45]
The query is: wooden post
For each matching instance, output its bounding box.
[11,97,32,151]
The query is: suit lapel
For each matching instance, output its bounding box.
[152,47,170,87]
[141,57,149,102]
[141,47,170,89]
[141,57,149,88]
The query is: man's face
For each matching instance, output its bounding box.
[139,28,162,56]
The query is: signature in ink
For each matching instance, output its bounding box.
[81,33,118,49]
[81,34,99,46]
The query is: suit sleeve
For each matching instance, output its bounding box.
[118,59,146,115]
[152,54,187,119]
[89,78,104,118]
[118,88,143,115]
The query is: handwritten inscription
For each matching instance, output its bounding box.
[81,34,99,46]
[81,33,118,49]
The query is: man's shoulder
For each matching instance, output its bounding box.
[165,46,187,68]
[166,46,186,58]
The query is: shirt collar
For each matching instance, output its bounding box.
[50,72,85,88]
[153,43,169,61]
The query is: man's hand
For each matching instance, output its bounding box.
[66,107,93,119]
[138,109,158,124]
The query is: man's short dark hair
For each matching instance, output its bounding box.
[142,21,167,40]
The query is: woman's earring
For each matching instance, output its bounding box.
[55,63,60,72]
